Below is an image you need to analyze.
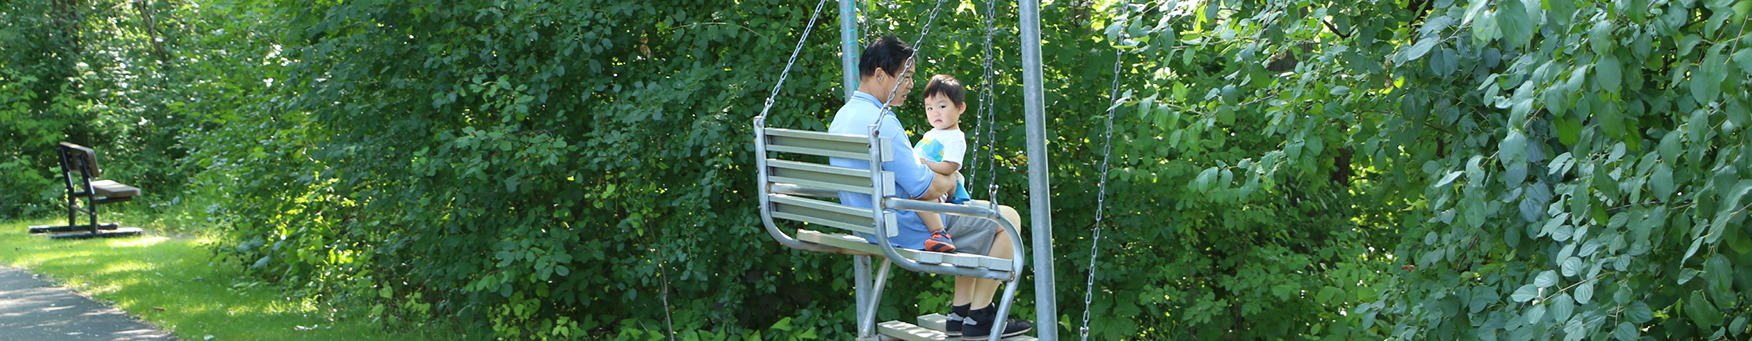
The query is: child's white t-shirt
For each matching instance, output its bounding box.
[914,129,973,204]
[914,129,966,165]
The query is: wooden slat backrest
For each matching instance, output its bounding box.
[768,194,899,237]
[766,159,894,197]
[760,127,899,237]
[762,128,892,162]
[58,142,101,178]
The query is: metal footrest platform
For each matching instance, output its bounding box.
[877,314,1035,341]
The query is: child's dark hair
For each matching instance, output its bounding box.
[922,74,966,106]
[859,36,914,78]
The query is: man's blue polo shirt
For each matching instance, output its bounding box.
[828,91,934,250]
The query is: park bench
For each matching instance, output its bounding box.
[755,126,1031,340]
[27,142,143,239]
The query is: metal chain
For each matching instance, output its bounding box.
[871,0,948,132]
[754,0,834,126]
[969,0,1001,203]
[1080,8,1132,341]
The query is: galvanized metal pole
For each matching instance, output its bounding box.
[1019,0,1057,339]
[840,0,860,99]
[854,257,874,339]
[841,2,877,340]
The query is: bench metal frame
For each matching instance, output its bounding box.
[28,142,141,238]
[756,119,1025,341]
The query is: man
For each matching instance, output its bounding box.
[827,36,1032,340]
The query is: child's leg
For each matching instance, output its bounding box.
[919,209,956,253]
[920,210,945,232]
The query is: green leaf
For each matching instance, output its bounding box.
[1552,293,1576,324]
[1471,287,1501,313]
[1627,301,1654,323]
[1589,21,1615,56]
[1563,319,1586,341]
[1681,35,1705,57]
[1705,254,1733,294]
[1553,222,1575,241]
[1468,155,1487,188]
[1330,86,1352,96]
[1501,130,1527,162]
[1195,167,1218,191]
[1614,322,1639,341]
[1729,223,1752,254]
[1317,286,1344,303]
[1704,9,1732,37]
[1555,116,1583,145]
[1436,171,1465,188]
[1581,239,1603,258]
[1686,291,1726,327]
[1575,280,1595,304]
[1693,62,1722,105]
[1542,215,1569,238]
[1597,55,1622,94]
[1535,270,1559,288]
[1660,131,1683,163]
[1651,163,1675,202]
[1432,48,1459,76]
[1402,37,1439,62]
[1685,236,1705,263]
[1526,304,1548,323]
[1679,268,1702,284]
[1561,257,1583,277]
[1498,0,1535,48]
[1511,284,1541,302]
[1735,48,1752,74]
[1464,0,1491,23]
[1463,196,1488,228]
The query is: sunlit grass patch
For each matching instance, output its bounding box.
[0,217,478,341]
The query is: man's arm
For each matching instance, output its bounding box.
[879,117,949,200]
[920,171,955,200]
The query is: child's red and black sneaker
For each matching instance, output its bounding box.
[923,230,957,253]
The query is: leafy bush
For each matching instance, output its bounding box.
[1107,0,1752,339]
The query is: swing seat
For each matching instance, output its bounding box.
[756,125,1025,280]
[756,123,1028,340]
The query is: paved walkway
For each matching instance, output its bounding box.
[0,266,174,340]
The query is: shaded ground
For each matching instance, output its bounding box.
[0,266,174,341]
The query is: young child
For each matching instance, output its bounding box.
[913,74,975,253]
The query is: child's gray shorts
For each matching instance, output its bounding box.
[944,214,1004,256]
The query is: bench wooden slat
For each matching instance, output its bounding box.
[58,142,101,177]
[763,128,892,162]
[90,180,140,198]
[770,194,898,237]
[767,159,893,196]
[796,230,1014,272]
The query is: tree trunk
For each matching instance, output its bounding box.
[54,0,83,55]
[132,0,171,63]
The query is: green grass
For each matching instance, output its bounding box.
[0,217,478,341]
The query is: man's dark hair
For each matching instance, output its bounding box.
[859,36,914,78]
[922,74,966,106]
